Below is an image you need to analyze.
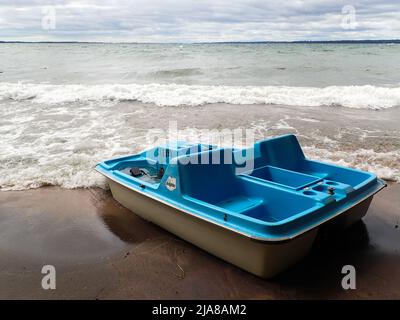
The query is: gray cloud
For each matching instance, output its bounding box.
[0,0,399,42]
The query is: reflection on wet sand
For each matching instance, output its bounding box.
[89,188,161,244]
[0,184,399,299]
[275,221,370,286]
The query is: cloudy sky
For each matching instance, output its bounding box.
[1,0,399,42]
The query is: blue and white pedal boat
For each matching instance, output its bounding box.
[96,134,386,278]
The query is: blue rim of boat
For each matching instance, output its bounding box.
[95,135,387,243]
[96,167,385,243]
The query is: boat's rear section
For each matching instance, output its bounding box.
[247,134,385,230]
[95,135,386,278]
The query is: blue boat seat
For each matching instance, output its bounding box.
[178,149,242,204]
[254,134,373,190]
[255,134,305,170]
[216,196,263,214]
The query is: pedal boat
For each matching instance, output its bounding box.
[95,134,386,278]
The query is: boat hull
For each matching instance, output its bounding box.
[106,178,373,278]
[323,196,372,231]
[97,135,385,278]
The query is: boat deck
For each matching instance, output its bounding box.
[96,135,385,242]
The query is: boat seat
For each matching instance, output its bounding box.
[254,134,305,170]
[254,134,372,190]
[216,196,263,214]
[178,149,241,204]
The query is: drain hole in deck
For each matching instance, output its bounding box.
[325,181,338,186]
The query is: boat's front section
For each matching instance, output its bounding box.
[95,135,386,278]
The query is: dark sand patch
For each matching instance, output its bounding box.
[0,184,399,299]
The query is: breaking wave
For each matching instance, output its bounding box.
[1,145,398,191]
[1,82,400,109]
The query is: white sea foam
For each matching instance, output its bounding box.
[303,146,400,183]
[0,82,399,191]
[1,143,398,191]
[296,117,321,123]
[1,109,399,191]
[1,82,400,109]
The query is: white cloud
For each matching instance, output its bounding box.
[0,0,399,42]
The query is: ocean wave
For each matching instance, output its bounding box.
[302,146,400,183]
[0,145,398,191]
[1,82,400,109]
[151,68,203,77]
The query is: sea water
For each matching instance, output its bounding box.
[0,42,399,190]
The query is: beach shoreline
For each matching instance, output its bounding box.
[1,43,400,299]
[1,102,400,192]
[1,12,400,303]
[0,183,399,299]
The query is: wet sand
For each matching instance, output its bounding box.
[0,184,399,299]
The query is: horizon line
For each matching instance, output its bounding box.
[1,39,400,44]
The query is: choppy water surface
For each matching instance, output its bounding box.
[0,43,399,190]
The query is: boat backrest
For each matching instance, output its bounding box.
[254,134,305,170]
[177,148,240,204]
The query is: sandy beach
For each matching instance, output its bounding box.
[0,183,399,299]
